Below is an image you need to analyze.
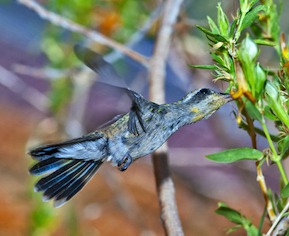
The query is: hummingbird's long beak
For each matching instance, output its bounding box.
[220,93,233,103]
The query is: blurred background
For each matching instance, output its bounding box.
[1,0,289,235]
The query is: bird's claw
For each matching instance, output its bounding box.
[118,155,132,171]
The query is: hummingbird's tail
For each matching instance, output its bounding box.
[29,135,107,207]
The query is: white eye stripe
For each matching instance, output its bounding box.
[182,94,194,103]
[181,90,200,103]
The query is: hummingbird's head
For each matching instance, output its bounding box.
[180,88,232,123]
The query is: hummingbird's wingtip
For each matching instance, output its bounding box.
[73,44,85,57]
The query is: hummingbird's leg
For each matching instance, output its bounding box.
[117,154,133,171]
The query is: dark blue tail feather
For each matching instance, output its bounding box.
[34,160,79,192]
[29,137,105,207]
[54,161,102,207]
[31,158,104,207]
[29,158,67,176]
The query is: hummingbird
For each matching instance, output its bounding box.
[29,45,232,207]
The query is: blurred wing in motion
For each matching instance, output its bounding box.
[74,44,127,89]
[74,44,146,135]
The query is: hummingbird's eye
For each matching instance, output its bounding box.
[199,88,213,95]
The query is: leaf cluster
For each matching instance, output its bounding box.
[193,0,289,234]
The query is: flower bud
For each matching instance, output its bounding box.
[240,36,258,61]
[254,64,266,99]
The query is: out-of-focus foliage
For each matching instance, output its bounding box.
[48,77,73,113]
[42,0,152,67]
[28,177,59,236]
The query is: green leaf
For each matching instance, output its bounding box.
[229,18,238,38]
[196,25,228,43]
[211,53,226,67]
[216,203,259,236]
[196,25,214,36]
[207,16,219,34]
[265,2,280,43]
[240,5,265,31]
[281,183,289,198]
[216,203,243,224]
[263,106,278,121]
[249,0,260,8]
[244,99,262,121]
[206,147,263,163]
[279,136,289,159]
[245,224,260,236]
[254,64,266,100]
[188,64,217,70]
[254,39,276,46]
[227,225,242,234]
[265,82,289,128]
[217,3,229,36]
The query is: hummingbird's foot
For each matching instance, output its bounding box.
[118,154,132,171]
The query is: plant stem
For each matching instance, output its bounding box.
[261,118,288,185]
[243,109,275,220]
[277,161,288,185]
[266,201,289,236]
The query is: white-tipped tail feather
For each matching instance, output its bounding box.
[29,134,108,207]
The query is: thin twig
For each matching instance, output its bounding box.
[148,0,184,235]
[17,0,149,66]
[13,64,72,80]
[266,201,289,235]
[0,66,48,112]
[271,215,289,236]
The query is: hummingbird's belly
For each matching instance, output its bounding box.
[106,129,168,165]
[128,128,172,158]
[106,115,176,165]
